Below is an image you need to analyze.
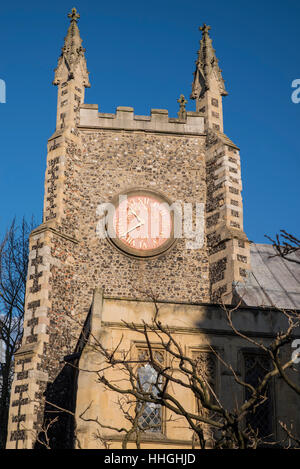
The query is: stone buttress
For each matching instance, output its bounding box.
[191,24,251,302]
[6,9,89,448]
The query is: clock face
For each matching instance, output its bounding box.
[110,190,174,257]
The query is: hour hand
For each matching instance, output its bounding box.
[129,208,143,224]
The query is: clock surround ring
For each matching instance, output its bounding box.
[106,187,177,259]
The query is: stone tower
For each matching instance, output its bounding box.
[6,11,252,448]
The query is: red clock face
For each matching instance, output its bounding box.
[112,193,172,256]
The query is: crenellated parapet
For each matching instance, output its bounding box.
[79,105,205,135]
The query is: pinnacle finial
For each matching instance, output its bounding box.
[53,6,90,88]
[191,23,227,102]
[199,23,211,34]
[68,7,80,23]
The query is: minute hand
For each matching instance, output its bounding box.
[120,222,144,238]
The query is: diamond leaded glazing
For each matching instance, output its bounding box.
[137,363,162,432]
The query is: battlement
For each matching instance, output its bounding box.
[79,104,205,135]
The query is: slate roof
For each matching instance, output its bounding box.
[233,243,300,310]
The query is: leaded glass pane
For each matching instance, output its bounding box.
[137,362,162,432]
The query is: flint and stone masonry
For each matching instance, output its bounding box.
[6,9,257,448]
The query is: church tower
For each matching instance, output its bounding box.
[6,11,252,448]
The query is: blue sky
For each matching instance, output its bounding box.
[0,0,299,243]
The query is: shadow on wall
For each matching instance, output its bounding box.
[34,358,79,449]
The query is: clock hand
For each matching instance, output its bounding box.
[120,222,144,238]
[129,208,143,224]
